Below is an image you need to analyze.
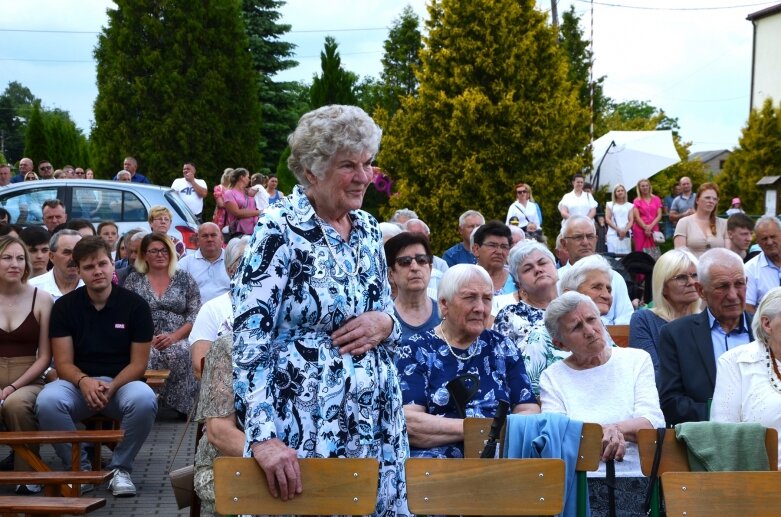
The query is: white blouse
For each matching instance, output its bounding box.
[711,340,781,469]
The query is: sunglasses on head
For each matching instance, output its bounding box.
[394,254,432,267]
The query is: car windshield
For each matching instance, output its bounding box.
[165,191,198,226]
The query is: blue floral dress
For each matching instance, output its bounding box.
[492,301,569,397]
[232,185,409,517]
[396,328,536,458]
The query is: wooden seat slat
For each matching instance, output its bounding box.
[0,430,123,445]
[0,495,105,514]
[0,471,113,485]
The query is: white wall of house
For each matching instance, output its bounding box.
[752,13,781,110]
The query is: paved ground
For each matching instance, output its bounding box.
[0,407,197,516]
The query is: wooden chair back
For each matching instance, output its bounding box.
[463,418,602,471]
[213,457,378,516]
[606,325,630,347]
[638,427,779,475]
[406,458,565,516]
[662,471,781,516]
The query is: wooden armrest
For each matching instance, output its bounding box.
[0,496,106,514]
[144,369,170,380]
[0,430,124,445]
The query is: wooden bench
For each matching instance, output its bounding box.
[407,458,565,515]
[0,471,113,497]
[0,430,123,497]
[0,495,105,516]
[662,471,781,517]
[638,427,778,517]
[214,457,378,515]
[144,369,169,391]
[606,324,630,347]
[464,418,602,517]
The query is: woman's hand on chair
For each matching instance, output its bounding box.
[251,438,302,501]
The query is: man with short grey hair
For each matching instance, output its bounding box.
[669,176,696,226]
[10,157,34,183]
[557,215,634,325]
[390,208,418,225]
[0,164,11,187]
[178,223,229,303]
[658,247,752,425]
[443,210,484,267]
[745,216,781,313]
[29,230,84,300]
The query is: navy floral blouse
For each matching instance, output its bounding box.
[232,185,409,516]
[396,328,536,458]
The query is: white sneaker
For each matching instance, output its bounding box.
[108,468,136,497]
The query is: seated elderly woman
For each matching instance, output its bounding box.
[492,241,566,396]
[471,221,516,295]
[384,232,441,343]
[629,249,700,381]
[396,264,539,458]
[559,253,615,324]
[540,291,664,516]
[711,286,781,468]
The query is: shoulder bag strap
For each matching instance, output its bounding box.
[606,459,617,517]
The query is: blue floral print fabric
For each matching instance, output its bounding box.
[232,185,409,516]
[396,328,536,458]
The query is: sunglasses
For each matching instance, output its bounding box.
[516,190,528,194]
[394,254,432,267]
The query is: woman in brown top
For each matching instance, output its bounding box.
[0,236,53,491]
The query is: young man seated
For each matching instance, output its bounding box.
[35,236,157,496]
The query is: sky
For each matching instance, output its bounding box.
[1,0,777,154]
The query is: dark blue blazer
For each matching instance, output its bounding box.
[657,309,753,426]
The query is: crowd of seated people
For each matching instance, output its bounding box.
[4,155,781,515]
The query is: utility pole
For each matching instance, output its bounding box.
[551,0,558,27]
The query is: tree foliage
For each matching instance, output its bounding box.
[379,0,589,252]
[0,82,38,164]
[23,102,48,166]
[44,110,90,169]
[559,6,606,140]
[376,5,423,117]
[717,98,781,215]
[241,0,300,170]
[309,36,357,107]
[91,0,262,187]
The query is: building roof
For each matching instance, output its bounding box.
[689,150,731,163]
[747,3,781,21]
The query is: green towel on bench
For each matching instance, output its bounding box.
[675,422,770,471]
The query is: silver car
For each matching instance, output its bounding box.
[0,179,199,249]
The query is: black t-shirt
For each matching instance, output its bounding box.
[50,285,154,378]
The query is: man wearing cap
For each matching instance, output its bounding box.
[726,197,744,216]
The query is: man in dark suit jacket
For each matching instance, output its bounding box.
[658,248,753,425]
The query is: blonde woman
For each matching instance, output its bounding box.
[606,184,634,255]
[629,249,700,380]
[148,205,185,258]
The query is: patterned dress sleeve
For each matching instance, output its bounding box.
[195,335,235,423]
[231,216,291,452]
[179,270,201,325]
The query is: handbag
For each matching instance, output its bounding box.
[653,231,666,244]
[168,395,199,509]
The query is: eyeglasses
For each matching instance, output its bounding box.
[564,233,597,242]
[75,171,85,176]
[395,254,432,267]
[146,248,170,256]
[670,272,697,285]
[480,242,511,251]
[516,190,528,195]
[39,165,52,170]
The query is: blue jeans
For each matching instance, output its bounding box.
[35,378,157,473]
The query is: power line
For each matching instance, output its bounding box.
[0,57,93,63]
[573,0,776,10]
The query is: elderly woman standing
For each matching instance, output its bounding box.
[629,249,700,380]
[397,264,539,458]
[711,286,781,468]
[492,241,565,394]
[541,292,664,516]
[384,232,440,343]
[232,105,408,514]
[125,233,200,417]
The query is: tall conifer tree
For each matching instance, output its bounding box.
[92,0,262,186]
[379,0,589,249]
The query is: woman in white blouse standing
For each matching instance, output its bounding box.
[558,173,597,227]
[506,182,542,238]
[712,286,781,468]
[605,184,634,255]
